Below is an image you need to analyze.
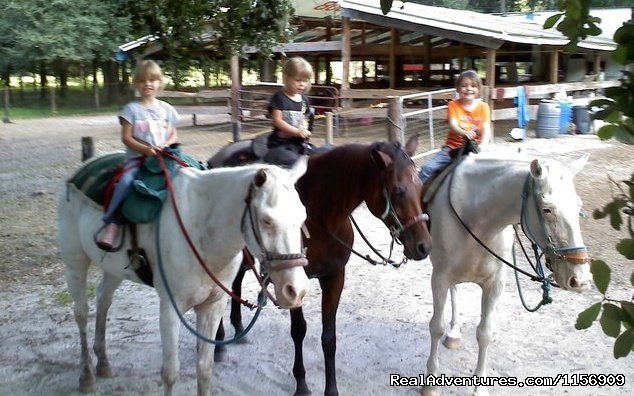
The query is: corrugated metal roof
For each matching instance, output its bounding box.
[340,0,615,51]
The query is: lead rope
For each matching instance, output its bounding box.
[154,152,268,345]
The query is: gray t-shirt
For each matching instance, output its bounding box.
[119,100,180,158]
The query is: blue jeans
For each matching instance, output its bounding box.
[418,146,452,184]
[102,159,141,224]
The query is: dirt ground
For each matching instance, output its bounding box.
[0,113,632,396]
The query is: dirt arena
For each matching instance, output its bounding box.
[0,113,632,395]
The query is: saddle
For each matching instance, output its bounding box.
[422,139,480,204]
[67,148,204,286]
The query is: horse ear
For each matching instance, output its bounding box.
[404,134,419,156]
[254,169,267,187]
[290,155,308,183]
[530,159,543,179]
[567,153,590,177]
[371,147,392,169]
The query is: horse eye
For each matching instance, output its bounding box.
[261,217,274,228]
[393,186,405,197]
[543,208,552,215]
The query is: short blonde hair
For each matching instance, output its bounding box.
[283,57,313,92]
[455,70,483,93]
[133,60,164,84]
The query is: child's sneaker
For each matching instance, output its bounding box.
[97,223,119,251]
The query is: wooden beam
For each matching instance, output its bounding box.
[390,28,398,89]
[550,48,559,83]
[341,17,351,97]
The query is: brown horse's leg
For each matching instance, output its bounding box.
[214,255,251,362]
[213,318,226,362]
[319,272,345,396]
[290,307,310,396]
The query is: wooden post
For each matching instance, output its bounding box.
[387,96,402,143]
[390,28,398,89]
[485,49,496,140]
[325,111,334,144]
[230,55,242,142]
[81,137,94,161]
[550,48,559,84]
[341,17,351,109]
[50,86,57,115]
[2,86,10,123]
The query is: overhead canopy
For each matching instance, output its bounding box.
[340,0,616,51]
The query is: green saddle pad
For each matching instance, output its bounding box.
[67,152,125,206]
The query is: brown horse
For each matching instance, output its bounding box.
[211,135,432,395]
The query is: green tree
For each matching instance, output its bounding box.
[120,0,296,86]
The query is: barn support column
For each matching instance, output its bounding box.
[341,17,351,108]
[230,55,242,142]
[485,48,496,138]
[550,48,559,83]
[389,28,398,89]
[423,35,430,86]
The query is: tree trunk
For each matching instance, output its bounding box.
[39,62,48,100]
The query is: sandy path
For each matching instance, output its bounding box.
[0,114,632,395]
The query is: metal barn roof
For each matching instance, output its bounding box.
[340,0,616,51]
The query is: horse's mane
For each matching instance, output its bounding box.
[299,141,410,219]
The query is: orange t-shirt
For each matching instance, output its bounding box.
[444,99,491,149]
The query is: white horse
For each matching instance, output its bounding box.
[58,154,311,395]
[423,153,592,396]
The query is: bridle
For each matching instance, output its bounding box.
[519,174,590,266]
[447,167,589,291]
[334,164,428,268]
[241,182,308,282]
[154,153,306,345]
[379,185,429,240]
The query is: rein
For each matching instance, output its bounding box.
[156,153,259,309]
[446,166,589,311]
[333,183,427,268]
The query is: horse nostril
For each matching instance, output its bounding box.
[283,284,298,301]
[417,242,429,259]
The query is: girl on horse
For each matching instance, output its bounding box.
[97,60,180,250]
[418,69,492,183]
[263,57,314,167]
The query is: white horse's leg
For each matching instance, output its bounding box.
[472,273,505,396]
[93,272,122,378]
[194,297,225,396]
[422,272,450,396]
[159,296,182,396]
[443,285,463,349]
[64,254,96,393]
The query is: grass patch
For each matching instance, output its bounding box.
[54,282,97,306]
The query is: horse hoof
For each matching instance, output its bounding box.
[79,378,96,394]
[236,335,250,344]
[443,336,463,350]
[96,363,115,378]
[214,349,227,362]
[421,386,437,396]
[293,384,312,396]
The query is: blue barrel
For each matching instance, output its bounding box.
[536,100,561,138]
[559,101,572,134]
[573,105,591,134]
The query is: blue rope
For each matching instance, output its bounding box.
[155,214,265,346]
[513,243,553,312]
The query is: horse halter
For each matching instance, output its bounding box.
[519,174,590,266]
[380,186,429,239]
[241,182,307,277]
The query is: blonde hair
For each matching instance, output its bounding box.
[455,70,483,94]
[283,57,313,92]
[133,60,164,84]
